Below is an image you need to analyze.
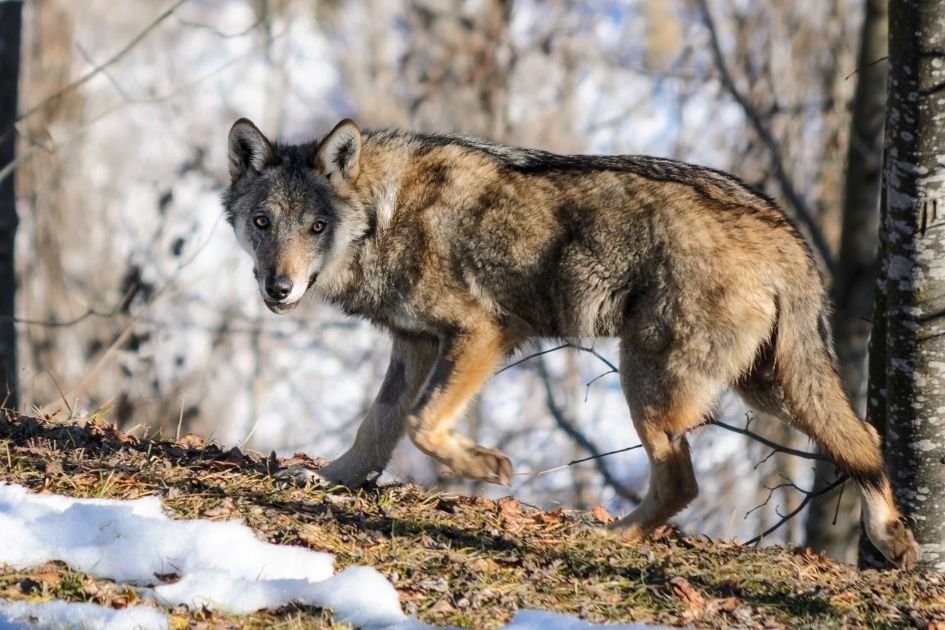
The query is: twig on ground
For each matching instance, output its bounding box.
[743,473,848,546]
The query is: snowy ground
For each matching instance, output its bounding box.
[0,483,665,629]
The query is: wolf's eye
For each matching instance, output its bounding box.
[253,215,270,229]
[312,220,327,234]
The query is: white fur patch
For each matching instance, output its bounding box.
[861,487,891,533]
[374,180,398,228]
[313,211,364,295]
[234,221,255,258]
[859,486,895,558]
[463,270,500,316]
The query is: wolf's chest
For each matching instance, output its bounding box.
[372,303,435,337]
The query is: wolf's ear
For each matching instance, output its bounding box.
[314,119,361,185]
[228,118,276,181]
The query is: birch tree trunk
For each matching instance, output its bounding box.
[0,1,21,411]
[806,0,888,564]
[868,0,945,571]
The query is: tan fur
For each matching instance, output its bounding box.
[406,319,513,484]
[273,234,310,280]
[224,119,919,569]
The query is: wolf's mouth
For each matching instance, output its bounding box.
[306,272,319,290]
[264,299,299,314]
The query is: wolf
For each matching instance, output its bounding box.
[223,117,919,569]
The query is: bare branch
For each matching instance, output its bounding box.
[2,286,133,328]
[8,0,189,133]
[36,210,225,418]
[535,356,641,503]
[697,0,836,274]
[174,13,266,39]
[584,368,618,402]
[496,341,618,379]
[519,344,829,464]
[708,417,829,461]
[745,480,793,518]
[567,343,619,373]
[522,443,644,478]
[743,474,848,546]
[495,342,570,375]
[1,41,267,186]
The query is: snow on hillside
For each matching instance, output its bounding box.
[0,601,168,630]
[0,483,404,626]
[0,483,665,629]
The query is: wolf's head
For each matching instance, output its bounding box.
[223,118,365,313]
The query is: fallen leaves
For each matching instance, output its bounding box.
[497,496,526,531]
[590,505,613,525]
[72,473,98,487]
[533,507,566,525]
[177,433,205,450]
[669,576,739,624]
[203,497,236,519]
[495,496,569,534]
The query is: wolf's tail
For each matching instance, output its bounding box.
[771,285,918,568]
[773,292,885,486]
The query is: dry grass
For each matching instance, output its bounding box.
[1,413,944,629]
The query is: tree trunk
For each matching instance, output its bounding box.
[0,1,22,411]
[868,0,945,571]
[806,0,888,564]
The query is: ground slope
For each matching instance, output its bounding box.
[0,413,943,629]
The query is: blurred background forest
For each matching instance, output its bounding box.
[4,0,889,563]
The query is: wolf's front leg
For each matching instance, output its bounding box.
[406,321,513,485]
[318,333,437,487]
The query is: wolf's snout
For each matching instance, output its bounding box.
[265,275,294,301]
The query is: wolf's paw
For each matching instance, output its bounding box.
[881,520,920,570]
[606,519,647,544]
[273,460,374,488]
[314,459,377,488]
[453,445,513,485]
[274,465,327,487]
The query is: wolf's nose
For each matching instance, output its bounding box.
[266,276,294,301]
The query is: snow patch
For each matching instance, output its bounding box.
[502,610,670,629]
[0,484,334,585]
[0,483,405,627]
[0,599,168,630]
[153,566,405,623]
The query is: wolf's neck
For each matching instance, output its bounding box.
[356,139,410,232]
[313,139,411,312]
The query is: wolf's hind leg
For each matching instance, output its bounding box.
[318,333,437,486]
[735,332,919,569]
[610,347,718,541]
[406,321,513,485]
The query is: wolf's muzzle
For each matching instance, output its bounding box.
[265,275,294,301]
[263,298,298,314]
